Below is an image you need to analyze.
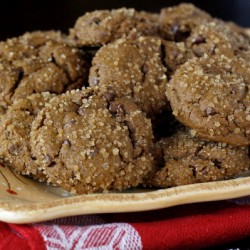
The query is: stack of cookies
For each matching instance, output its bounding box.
[0,4,249,194]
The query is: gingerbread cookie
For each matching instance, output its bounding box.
[30,88,155,194]
[70,8,160,46]
[89,36,168,116]
[0,92,54,180]
[147,129,250,188]
[166,55,250,146]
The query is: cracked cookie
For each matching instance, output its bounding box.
[146,129,250,188]
[166,55,250,146]
[0,92,54,181]
[159,3,212,41]
[0,31,89,110]
[89,36,168,117]
[30,88,155,194]
[161,21,250,76]
[186,21,250,58]
[162,40,194,76]
[70,8,160,46]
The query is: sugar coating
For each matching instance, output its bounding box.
[89,36,168,117]
[0,92,54,180]
[159,3,212,41]
[166,55,250,146]
[30,88,155,194]
[0,60,21,113]
[186,21,250,58]
[161,20,250,76]
[146,129,250,188]
[70,8,161,46]
[0,31,89,110]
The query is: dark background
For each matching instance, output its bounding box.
[0,0,250,40]
[0,0,250,249]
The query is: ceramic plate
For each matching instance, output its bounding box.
[1,163,250,224]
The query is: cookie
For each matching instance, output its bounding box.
[226,21,250,50]
[0,92,54,181]
[186,21,250,58]
[70,8,160,46]
[163,21,250,75]
[166,55,250,146]
[0,59,22,113]
[146,129,250,188]
[30,88,155,194]
[159,3,212,41]
[0,31,89,110]
[0,30,64,62]
[162,40,194,75]
[89,36,168,117]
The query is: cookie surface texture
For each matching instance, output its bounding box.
[166,55,250,146]
[0,92,54,180]
[89,36,168,116]
[31,88,155,194]
[0,31,89,109]
[147,129,250,188]
[70,8,160,46]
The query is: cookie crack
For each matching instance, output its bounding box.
[140,61,147,84]
[212,159,222,169]
[123,120,137,151]
[109,15,131,40]
[106,100,138,153]
[188,164,197,177]
[9,69,24,100]
[193,144,204,156]
[75,92,94,115]
[160,44,170,78]
[91,66,101,86]
[50,55,71,91]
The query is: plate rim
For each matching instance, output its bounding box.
[1,176,250,224]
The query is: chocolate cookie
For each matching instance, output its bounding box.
[70,8,160,46]
[30,88,155,194]
[89,36,168,117]
[147,129,250,188]
[0,31,89,110]
[0,92,54,181]
[166,55,250,146]
[159,3,212,41]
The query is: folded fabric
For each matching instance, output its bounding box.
[1,197,250,250]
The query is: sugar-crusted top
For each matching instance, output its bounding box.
[89,36,168,117]
[147,128,249,188]
[70,8,161,46]
[30,88,154,194]
[0,92,54,180]
[0,31,89,109]
[166,54,250,146]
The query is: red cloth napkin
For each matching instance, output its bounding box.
[1,197,250,249]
